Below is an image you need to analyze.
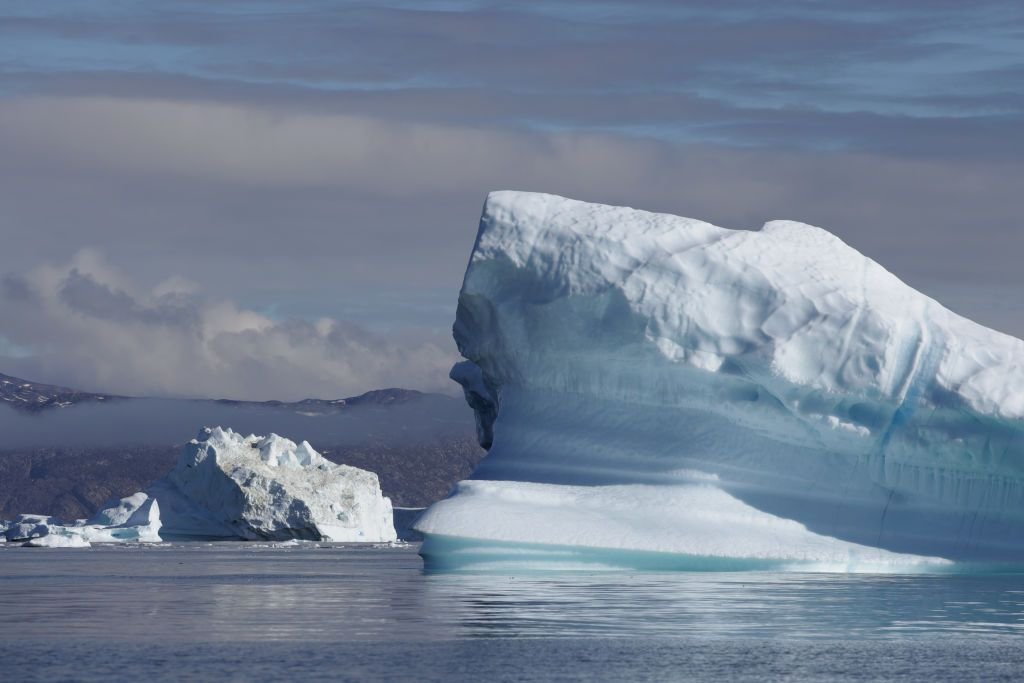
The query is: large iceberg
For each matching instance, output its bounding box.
[149,427,397,542]
[415,191,1024,571]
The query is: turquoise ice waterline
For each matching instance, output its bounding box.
[419,535,1024,575]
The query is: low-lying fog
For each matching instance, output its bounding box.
[0,397,474,450]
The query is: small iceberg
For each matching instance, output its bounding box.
[3,498,161,547]
[149,427,397,542]
[3,427,397,545]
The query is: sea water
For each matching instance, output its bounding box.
[1,543,1022,681]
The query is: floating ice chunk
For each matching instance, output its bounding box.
[23,534,91,548]
[89,492,153,526]
[79,495,162,543]
[4,514,54,542]
[4,499,161,547]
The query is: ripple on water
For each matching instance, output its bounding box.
[1,544,1024,681]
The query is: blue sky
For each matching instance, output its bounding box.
[0,1,1022,398]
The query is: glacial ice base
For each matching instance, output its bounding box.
[415,388,1013,572]
[417,479,953,573]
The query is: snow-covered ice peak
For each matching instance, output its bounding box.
[417,191,1024,570]
[257,434,318,468]
[191,427,322,469]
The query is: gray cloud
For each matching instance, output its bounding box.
[0,250,458,400]
[59,269,202,329]
[3,1,1019,127]
[5,68,1020,164]
[1,275,35,303]
[0,95,1020,287]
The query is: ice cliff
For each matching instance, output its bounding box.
[3,427,396,545]
[415,191,1024,571]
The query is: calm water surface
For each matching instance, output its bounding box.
[1,543,1023,681]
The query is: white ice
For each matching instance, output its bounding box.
[417,480,949,572]
[416,191,1024,570]
[149,427,397,542]
[22,534,91,548]
[3,496,161,547]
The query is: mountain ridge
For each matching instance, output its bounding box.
[0,371,446,414]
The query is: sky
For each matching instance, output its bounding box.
[0,0,1022,400]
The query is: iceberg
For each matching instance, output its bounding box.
[415,191,1024,571]
[2,428,397,545]
[2,499,161,547]
[148,427,397,542]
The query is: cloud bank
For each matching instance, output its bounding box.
[2,95,1021,307]
[0,250,458,400]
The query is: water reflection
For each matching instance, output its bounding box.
[426,571,1024,639]
[1,544,1022,644]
